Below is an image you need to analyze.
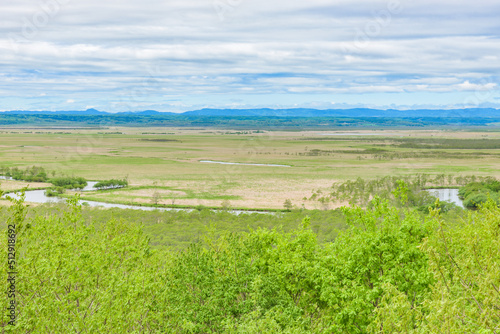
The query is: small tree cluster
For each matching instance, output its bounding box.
[94,179,128,190]
[1,166,48,182]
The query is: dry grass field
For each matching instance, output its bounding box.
[1,127,500,209]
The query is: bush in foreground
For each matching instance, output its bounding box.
[1,186,499,333]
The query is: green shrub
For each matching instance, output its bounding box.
[3,166,48,182]
[50,176,87,189]
[94,179,128,189]
[459,178,500,208]
[1,183,498,333]
[44,187,63,197]
[0,195,164,332]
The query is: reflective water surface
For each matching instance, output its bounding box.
[425,188,463,208]
[3,187,272,215]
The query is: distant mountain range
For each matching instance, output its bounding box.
[2,108,500,118]
[182,108,500,118]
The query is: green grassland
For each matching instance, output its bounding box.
[1,128,500,210]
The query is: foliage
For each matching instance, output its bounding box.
[327,174,468,213]
[44,186,66,197]
[94,179,128,190]
[283,199,293,211]
[220,199,231,210]
[0,203,348,251]
[151,190,161,206]
[418,199,500,332]
[459,177,500,208]
[159,221,319,332]
[0,195,164,332]
[50,176,88,189]
[316,193,435,332]
[1,183,499,332]
[0,166,48,182]
[42,176,88,196]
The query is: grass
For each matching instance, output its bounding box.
[0,180,52,193]
[1,127,500,210]
[74,185,242,202]
[58,193,281,213]
[0,201,348,250]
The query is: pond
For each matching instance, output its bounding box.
[425,188,464,208]
[200,160,291,167]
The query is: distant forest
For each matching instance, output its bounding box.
[1,114,500,129]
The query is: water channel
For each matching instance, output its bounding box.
[1,176,464,212]
[1,180,272,215]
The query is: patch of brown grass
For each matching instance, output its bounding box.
[0,180,51,192]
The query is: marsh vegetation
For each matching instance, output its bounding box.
[1,128,500,210]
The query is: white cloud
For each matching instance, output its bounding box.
[0,0,499,110]
[456,80,497,92]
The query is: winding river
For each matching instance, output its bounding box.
[1,180,272,215]
[2,176,464,212]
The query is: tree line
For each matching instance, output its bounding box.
[1,113,500,129]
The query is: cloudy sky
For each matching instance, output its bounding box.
[1,0,500,112]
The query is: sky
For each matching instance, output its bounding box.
[1,0,500,112]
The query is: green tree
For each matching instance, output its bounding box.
[0,195,166,332]
[315,194,435,333]
[418,198,500,332]
[151,190,161,206]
